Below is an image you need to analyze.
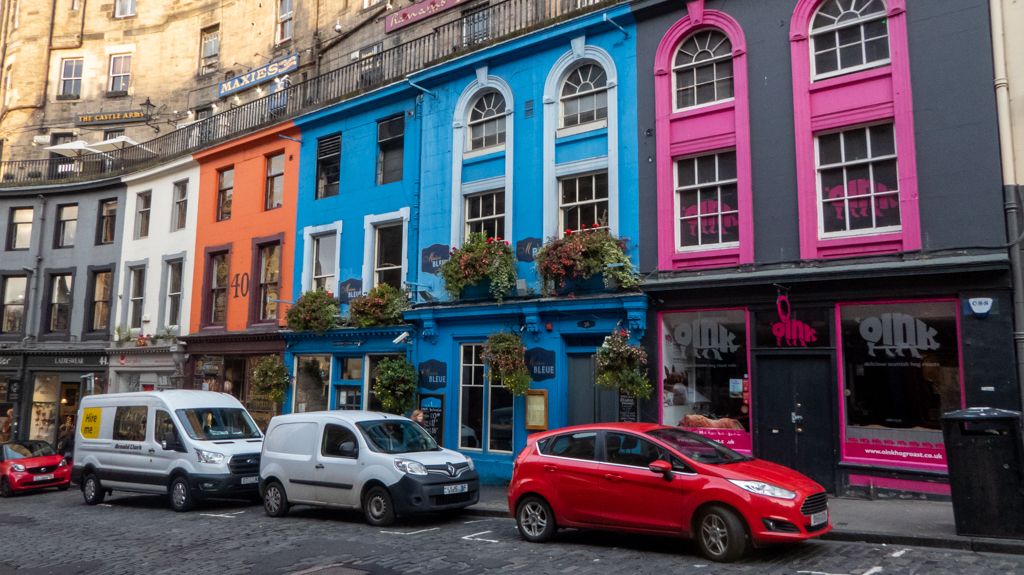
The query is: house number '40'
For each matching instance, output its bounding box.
[232,273,250,297]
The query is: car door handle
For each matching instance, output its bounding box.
[543,465,558,472]
[605,474,622,483]
[315,464,324,469]
[148,449,155,454]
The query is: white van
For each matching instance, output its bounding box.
[260,411,479,526]
[72,390,265,511]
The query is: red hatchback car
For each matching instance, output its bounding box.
[0,440,71,497]
[508,423,831,562]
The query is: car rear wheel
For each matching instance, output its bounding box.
[263,481,290,518]
[516,495,557,543]
[82,474,105,505]
[363,486,396,527]
[0,477,13,498]
[696,506,748,563]
[169,477,194,512]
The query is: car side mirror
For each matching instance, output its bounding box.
[162,432,184,452]
[339,441,358,458]
[648,460,673,481]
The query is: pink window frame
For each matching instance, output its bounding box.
[835,299,965,473]
[654,1,753,270]
[791,0,921,259]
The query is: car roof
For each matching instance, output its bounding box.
[80,390,245,410]
[268,410,407,426]
[534,422,666,437]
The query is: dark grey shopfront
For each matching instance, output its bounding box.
[14,352,109,448]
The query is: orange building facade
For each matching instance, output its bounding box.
[180,122,301,429]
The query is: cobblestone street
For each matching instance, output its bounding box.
[0,489,1022,575]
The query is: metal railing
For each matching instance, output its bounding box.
[0,0,617,187]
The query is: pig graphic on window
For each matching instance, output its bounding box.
[826,179,899,222]
[684,200,738,238]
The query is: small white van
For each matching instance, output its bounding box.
[72,390,265,511]
[260,411,479,526]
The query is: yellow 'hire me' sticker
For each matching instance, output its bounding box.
[81,408,102,439]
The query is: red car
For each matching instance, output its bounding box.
[0,440,72,497]
[508,423,831,562]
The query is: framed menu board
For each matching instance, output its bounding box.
[418,394,445,445]
[525,389,548,430]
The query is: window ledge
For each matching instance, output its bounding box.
[105,90,129,99]
[39,333,71,342]
[0,333,24,342]
[810,64,891,92]
[669,246,742,270]
[462,148,505,164]
[82,332,111,342]
[555,126,608,145]
[56,94,80,101]
[556,119,607,139]
[669,99,734,121]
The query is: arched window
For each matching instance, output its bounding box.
[810,0,888,78]
[560,64,607,127]
[468,92,506,151]
[673,29,733,110]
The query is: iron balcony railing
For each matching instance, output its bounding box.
[0,0,617,187]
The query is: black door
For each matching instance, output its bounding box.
[567,354,617,426]
[755,355,836,492]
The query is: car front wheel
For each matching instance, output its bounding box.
[363,486,396,527]
[516,495,557,543]
[695,506,748,563]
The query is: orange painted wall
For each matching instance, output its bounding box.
[189,122,300,334]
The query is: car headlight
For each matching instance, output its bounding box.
[10,463,25,472]
[58,458,68,468]
[728,479,797,500]
[195,449,225,464]
[394,458,427,475]
[465,456,474,471]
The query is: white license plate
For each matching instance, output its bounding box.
[810,510,828,526]
[33,474,53,482]
[241,476,259,485]
[443,484,468,495]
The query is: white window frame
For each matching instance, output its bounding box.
[458,343,486,452]
[258,243,282,321]
[114,0,135,17]
[108,54,132,92]
[810,0,890,81]
[558,171,610,237]
[166,259,183,328]
[200,26,220,75]
[815,122,901,240]
[559,63,609,130]
[277,0,293,44]
[464,189,505,241]
[301,222,342,293]
[361,208,409,291]
[671,29,734,113]
[128,266,145,330]
[171,179,188,232]
[466,91,506,153]
[673,150,740,252]
[134,190,151,240]
[59,58,83,97]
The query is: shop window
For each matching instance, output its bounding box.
[322,424,358,457]
[108,54,131,92]
[112,406,147,442]
[460,344,486,450]
[675,151,738,250]
[217,168,233,221]
[47,274,73,333]
[367,355,402,412]
[265,153,285,210]
[312,235,336,291]
[561,64,607,127]
[59,58,83,97]
[489,370,513,453]
[172,180,188,231]
[660,309,750,450]
[135,191,151,239]
[200,25,220,75]
[208,252,229,324]
[376,116,404,185]
[55,204,77,248]
[97,200,117,245]
[315,134,341,199]
[104,129,124,141]
[335,357,363,411]
[673,30,733,110]
[0,374,15,443]
[559,172,608,236]
[129,267,145,329]
[839,300,961,468]
[258,244,281,321]
[30,374,59,443]
[373,223,403,289]
[468,92,506,151]
[114,0,135,18]
[294,355,330,413]
[465,190,505,240]
[817,123,900,237]
[90,271,112,332]
[7,207,32,250]
[277,0,293,44]
[810,0,889,80]
[166,260,182,327]
[541,431,596,460]
[1,276,26,333]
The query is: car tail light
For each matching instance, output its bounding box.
[513,446,530,469]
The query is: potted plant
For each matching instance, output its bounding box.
[114,325,131,347]
[481,331,532,396]
[286,289,340,334]
[534,225,637,295]
[347,284,409,328]
[440,232,517,303]
[252,356,291,405]
[372,357,417,415]
[595,328,652,399]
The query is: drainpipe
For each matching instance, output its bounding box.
[990,0,1024,405]
[23,194,46,343]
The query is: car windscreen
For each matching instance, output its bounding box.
[175,408,262,441]
[645,427,750,465]
[356,419,439,454]
[3,441,57,459]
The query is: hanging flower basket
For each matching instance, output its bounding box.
[440,232,518,304]
[481,331,531,396]
[286,290,340,334]
[595,328,652,399]
[534,226,637,295]
[372,357,418,415]
[347,284,410,328]
[252,356,291,405]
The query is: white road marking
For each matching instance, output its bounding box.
[891,549,908,557]
[98,504,112,507]
[462,530,500,543]
[797,571,850,575]
[380,527,440,535]
[199,511,246,518]
[463,519,497,524]
[863,568,884,575]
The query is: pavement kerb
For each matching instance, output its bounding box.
[460,507,1024,556]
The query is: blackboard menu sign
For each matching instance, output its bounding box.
[418,394,444,445]
[618,391,638,423]
[6,379,20,402]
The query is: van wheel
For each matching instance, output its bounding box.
[516,496,557,543]
[363,486,396,527]
[82,474,105,505]
[263,481,289,518]
[169,477,194,512]
[696,506,748,563]
[0,477,13,498]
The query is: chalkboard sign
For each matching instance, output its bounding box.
[418,394,444,445]
[6,379,20,403]
[618,391,638,423]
